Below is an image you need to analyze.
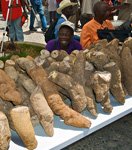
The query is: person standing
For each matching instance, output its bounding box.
[48,0,57,25]
[1,0,24,41]
[29,0,47,32]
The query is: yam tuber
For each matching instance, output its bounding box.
[49,71,87,112]
[30,86,54,136]
[0,111,11,150]
[104,62,125,104]
[90,71,111,102]
[120,47,132,95]
[16,58,91,128]
[0,69,22,105]
[10,106,38,149]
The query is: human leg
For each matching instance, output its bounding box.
[8,21,16,41]
[29,3,36,30]
[37,4,47,31]
[14,17,24,41]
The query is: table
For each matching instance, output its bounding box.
[9,96,132,150]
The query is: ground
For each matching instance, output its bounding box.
[63,113,132,150]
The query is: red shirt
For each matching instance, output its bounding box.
[56,0,62,4]
[1,0,22,21]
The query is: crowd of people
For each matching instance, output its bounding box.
[1,0,132,53]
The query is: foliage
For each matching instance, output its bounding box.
[0,42,44,62]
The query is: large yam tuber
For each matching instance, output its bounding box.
[84,61,97,116]
[120,47,132,95]
[40,49,50,59]
[101,93,113,113]
[18,73,36,94]
[47,61,71,74]
[49,71,87,112]
[30,86,54,136]
[10,106,37,149]
[0,98,14,129]
[5,59,15,67]
[51,50,68,61]
[90,71,111,102]
[0,60,4,69]
[72,51,85,85]
[0,111,11,150]
[84,86,97,117]
[16,84,39,127]
[0,69,22,105]
[104,40,121,68]
[86,51,109,71]
[16,58,91,128]
[4,66,18,81]
[124,37,132,50]
[104,62,125,104]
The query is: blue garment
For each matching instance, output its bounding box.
[54,16,67,38]
[8,17,24,41]
[31,0,42,5]
[30,0,47,30]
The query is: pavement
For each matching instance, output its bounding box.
[0,13,46,46]
[0,12,132,150]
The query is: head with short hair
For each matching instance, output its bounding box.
[93,1,112,23]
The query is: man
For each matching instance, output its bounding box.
[29,0,47,32]
[46,21,82,54]
[1,0,24,41]
[54,0,77,38]
[80,1,114,49]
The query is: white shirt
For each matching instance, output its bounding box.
[48,0,57,12]
[81,0,100,14]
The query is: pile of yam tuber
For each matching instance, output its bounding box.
[0,37,132,149]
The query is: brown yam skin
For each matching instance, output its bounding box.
[10,106,37,150]
[48,71,87,112]
[0,69,22,105]
[30,86,54,136]
[0,111,11,150]
[29,66,91,128]
[104,62,125,104]
[90,71,111,102]
[101,93,113,113]
[121,47,132,95]
[16,58,91,128]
